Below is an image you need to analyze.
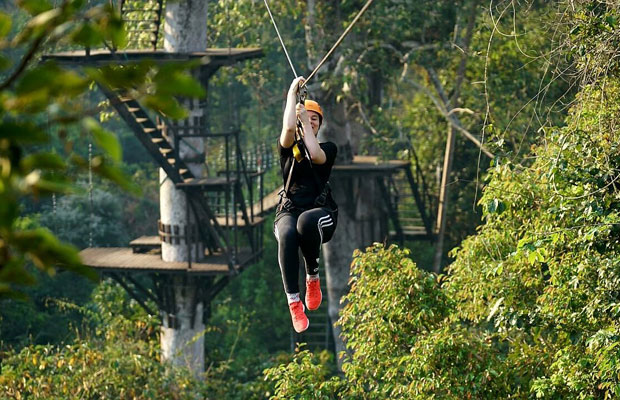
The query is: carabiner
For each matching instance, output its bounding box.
[297,85,307,104]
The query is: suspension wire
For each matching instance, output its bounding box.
[263,0,298,78]
[302,0,375,88]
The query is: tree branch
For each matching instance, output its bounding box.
[0,33,46,91]
[402,75,494,159]
[426,67,494,159]
[450,0,480,107]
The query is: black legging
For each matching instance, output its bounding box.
[274,206,337,294]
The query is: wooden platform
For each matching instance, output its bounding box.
[80,247,258,275]
[250,186,282,216]
[42,48,264,66]
[332,156,409,174]
[247,157,410,216]
[129,236,160,252]
[176,176,239,189]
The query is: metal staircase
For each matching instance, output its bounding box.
[386,146,436,244]
[101,84,264,271]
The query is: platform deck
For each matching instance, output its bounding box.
[42,48,263,66]
[250,186,282,216]
[176,176,239,189]
[80,247,258,275]
[332,156,409,174]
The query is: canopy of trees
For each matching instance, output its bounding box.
[2,0,619,398]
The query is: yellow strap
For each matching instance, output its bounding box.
[292,143,303,162]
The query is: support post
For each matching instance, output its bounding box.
[158,0,209,375]
[433,124,456,273]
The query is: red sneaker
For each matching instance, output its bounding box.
[289,301,309,333]
[305,278,322,311]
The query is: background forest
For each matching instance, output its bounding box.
[1,0,619,399]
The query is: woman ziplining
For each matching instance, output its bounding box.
[263,0,374,332]
[274,77,338,333]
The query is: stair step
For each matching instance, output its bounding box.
[143,127,157,134]
[176,176,239,189]
[129,236,160,253]
[127,106,140,113]
[167,158,176,165]
[159,148,173,155]
[390,229,432,240]
[119,96,133,103]
[136,117,148,124]
[152,137,165,144]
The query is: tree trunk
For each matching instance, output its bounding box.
[305,1,388,368]
[159,0,208,375]
[323,174,387,367]
[431,0,480,273]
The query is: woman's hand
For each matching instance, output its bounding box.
[296,103,310,126]
[288,76,305,98]
[281,76,306,148]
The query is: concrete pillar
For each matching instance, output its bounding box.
[159,0,208,375]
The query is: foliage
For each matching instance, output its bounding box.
[264,244,516,399]
[0,281,195,400]
[447,77,620,399]
[0,1,204,298]
[0,280,279,399]
[264,348,342,400]
[0,268,94,349]
[266,1,620,399]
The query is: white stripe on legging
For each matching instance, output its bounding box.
[317,214,332,244]
[274,224,288,293]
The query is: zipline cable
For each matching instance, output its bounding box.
[263,0,298,78]
[302,0,375,88]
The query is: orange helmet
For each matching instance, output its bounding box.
[305,99,323,125]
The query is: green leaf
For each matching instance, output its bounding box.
[605,15,617,28]
[15,63,59,95]
[17,62,88,98]
[143,94,187,120]
[87,62,152,90]
[24,7,61,30]
[83,117,122,162]
[30,177,80,196]
[0,122,49,144]
[0,259,37,287]
[18,0,53,15]
[70,22,104,48]
[11,228,89,274]
[92,158,141,196]
[0,54,12,71]
[20,152,67,171]
[0,12,12,38]
[153,63,205,98]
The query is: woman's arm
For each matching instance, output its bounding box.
[297,103,326,164]
[280,77,305,148]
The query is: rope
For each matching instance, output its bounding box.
[263,0,298,78]
[302,0,375,88]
